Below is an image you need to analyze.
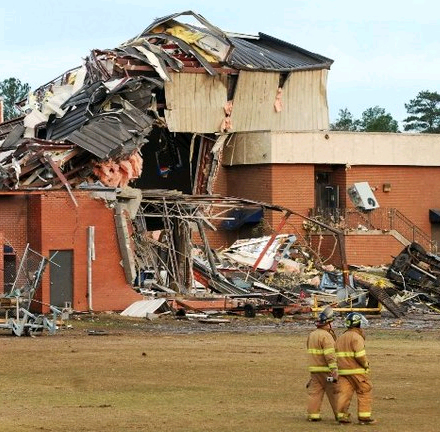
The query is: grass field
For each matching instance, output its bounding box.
[1,314,439,432]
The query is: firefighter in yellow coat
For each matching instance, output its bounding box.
[306,306,339,422]
[336,312,376,425]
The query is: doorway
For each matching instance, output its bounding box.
[50,250,73,308]
[3,245,16,295]
[315,172,339,210]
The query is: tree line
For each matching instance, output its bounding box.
[0,77,440,134]
[330,90,440,133]
[0,77,30,120]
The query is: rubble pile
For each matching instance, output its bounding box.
[1,11,439,321]
[0,10,332,191]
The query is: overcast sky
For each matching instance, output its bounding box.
[1,0,439,126]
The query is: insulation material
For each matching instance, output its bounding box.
[220,100,233,132]
[23,109,48,138]
[41,84,75,118]
[92,152,143,188]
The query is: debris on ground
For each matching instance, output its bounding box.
[0,244,62,336]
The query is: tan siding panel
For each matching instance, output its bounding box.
[230,70,329,132]
[276,69,329,130]
[164,72,228,133]
[230,71,280,132]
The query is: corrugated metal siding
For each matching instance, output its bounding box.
[47,104,90,140]
[164,72,228,133]
[67,117,130,159]
[230,69,329,132]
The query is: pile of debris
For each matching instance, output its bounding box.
[386,242,440,314]
[126,197,409,320]
[2,11,438,321]
[128,202,440,320]
[0,10,332,192]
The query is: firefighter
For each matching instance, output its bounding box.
[335,312,377,425]
[306,305,339,422]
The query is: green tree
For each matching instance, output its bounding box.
[403,90,440,133]
[358,106,399,132]
[0,77,31,121]
[330,106,399,132]
[330,108,359,131]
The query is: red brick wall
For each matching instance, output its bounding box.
[344,166,439,234]
[311,232,405,267]
[215,162,440,266]
[0,194,29,258]
[0,191,142,313]
[28,194,42,251]
[345,234,404,266]
[208,164,315,250]
[39,191,142,312]
[0,232,3,292]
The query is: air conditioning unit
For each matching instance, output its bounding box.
[347,182,380,210]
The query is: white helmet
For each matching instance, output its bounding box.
[345,312,369,328]
[316,306,334,326]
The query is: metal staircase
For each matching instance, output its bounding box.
[309,207,437,253]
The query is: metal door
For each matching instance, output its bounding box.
[3,255,16,294]
[50,250,73,308]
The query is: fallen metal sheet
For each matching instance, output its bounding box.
[46,103,90,140]
[0,124,25,150]
[66,117,130,159]
[66,105,153,160]
[120,298,171,317]
[60,81,107,109]
[0,116,25,141]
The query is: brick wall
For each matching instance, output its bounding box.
[213,162,440,267]
[344,165,440,234]
[0,194,29,258]
[345,233,404,266]
[0,232,3,292]
[39,191,143,312]
[310,232,405,267]
[0,191,142,313]
[208,164,315,250]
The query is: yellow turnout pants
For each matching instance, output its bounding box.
[337,374,373,421]
[307,373,339,420]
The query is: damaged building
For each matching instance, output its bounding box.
[1,11,440,314]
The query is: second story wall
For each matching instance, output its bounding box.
[230,70,329,132]
[164,69,330,134]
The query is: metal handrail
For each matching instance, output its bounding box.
[308,207,437,253]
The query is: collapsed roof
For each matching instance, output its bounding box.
[0,10,333,192]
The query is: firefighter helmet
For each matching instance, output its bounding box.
[316,306,334,326]
[345,312,368,328]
